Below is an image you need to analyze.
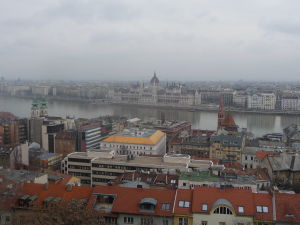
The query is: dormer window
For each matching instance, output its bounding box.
[184,201,190,208]
[238,206,244,214]
[202,204,208,211]
[256,205,268,213]
[140,198,157,212]
[162,203,170,210]
[263,206,268,213]
[179,201,190,208]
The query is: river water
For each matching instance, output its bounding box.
[1,96,300,137]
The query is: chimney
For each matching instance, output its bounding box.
[66,184,73,192]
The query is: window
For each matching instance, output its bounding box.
[179,201,184,207]
[238,206,244,214]
[263,206,269,213]
[202,221,207,225]
[179,201,190,208]
[184,201,190,208]
[162,203,170,210]
[202,204,208,211]
[170,179,176,184]
[213,206,233,215]
[179,217,188,225]
[163,219,169,225]
[124,217,134,224]
[141,217,153,225]
[256,206,262,213]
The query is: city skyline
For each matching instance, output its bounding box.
[1,0,300,81]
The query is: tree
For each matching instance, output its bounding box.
[12,199,108,225]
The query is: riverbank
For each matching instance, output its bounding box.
[2,94,300,116]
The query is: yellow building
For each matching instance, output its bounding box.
[173,189,193,225]
[100,128,166,156]
[210,133,245,162]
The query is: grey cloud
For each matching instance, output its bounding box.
[0,0,300,81]
[264,21,300,36]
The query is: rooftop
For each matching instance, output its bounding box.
[101,129,165,145]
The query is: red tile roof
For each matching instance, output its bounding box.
[221,114,237,127]
[92,185,176,216]
[20,183,93,207]
[192,187,254,216]
[256,151,279,160]
[173,189,193,215]
[253,192,273,221]
[275,192,300,223]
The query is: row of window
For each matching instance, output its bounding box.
[68,165,91,170]
[92,163,151,172]
[103,143,153,150]
[68,171,91,177]
[68,158,90,163]
[123,217,169,225]
[92,178,111,183]
[92,170,122,177]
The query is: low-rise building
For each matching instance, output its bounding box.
[242,147,259,169]
[100,128,166,156]
[262,152,300,192]
[61,151,213,186]
[178,171,259,192]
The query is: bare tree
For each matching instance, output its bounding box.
[12,200,108,225]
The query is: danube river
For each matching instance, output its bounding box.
[1,96,300,137]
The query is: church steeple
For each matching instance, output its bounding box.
[31,99,39,118]
[217,96,225,129]
[39,97,48,117]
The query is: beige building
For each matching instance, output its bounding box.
[100,128,166,156]
[210,133,245,162]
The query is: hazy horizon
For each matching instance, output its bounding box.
[1,0,300,81]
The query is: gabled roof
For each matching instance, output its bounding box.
[192,186,254,216]
[92,185,175,216]
[221,113,237,127]
[173,189,193,215]
[253,192,273,221]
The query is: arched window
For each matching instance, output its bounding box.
[213,206,233,215]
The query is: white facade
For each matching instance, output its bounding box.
[281,97,300,111]
[233,93,247,107]
[247,93,276,110]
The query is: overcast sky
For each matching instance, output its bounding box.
[0,0,300,81]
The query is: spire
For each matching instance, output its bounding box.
[150,71,159,86]
[217,96,225,130]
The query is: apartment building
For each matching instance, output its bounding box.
[210,133,245,162]
[100,128,166,156]
[281,96,300,111]
[247,93,276,110]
